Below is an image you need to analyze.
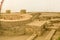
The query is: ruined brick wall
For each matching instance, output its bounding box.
[0,14,24,20]
[0,21,25,36]
[0,13,32,36]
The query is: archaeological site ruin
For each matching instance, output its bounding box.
[0,10,60,40]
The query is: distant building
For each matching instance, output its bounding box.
[6,10,11,13]
[20,9,26,14]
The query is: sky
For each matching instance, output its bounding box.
[0,0,60,12]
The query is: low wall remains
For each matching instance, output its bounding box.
[0,13,32,36]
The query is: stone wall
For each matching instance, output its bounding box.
[0,14,24,20]
[0,21,25,36]
[0,13,33,36]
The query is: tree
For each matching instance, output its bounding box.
[0,0,4,13]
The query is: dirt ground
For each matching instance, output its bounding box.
[0,35,30,40]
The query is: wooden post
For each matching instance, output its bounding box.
[0,0,4,13]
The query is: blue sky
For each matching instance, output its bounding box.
[1,0,60,12]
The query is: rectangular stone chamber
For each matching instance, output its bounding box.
[25,20,47,36]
